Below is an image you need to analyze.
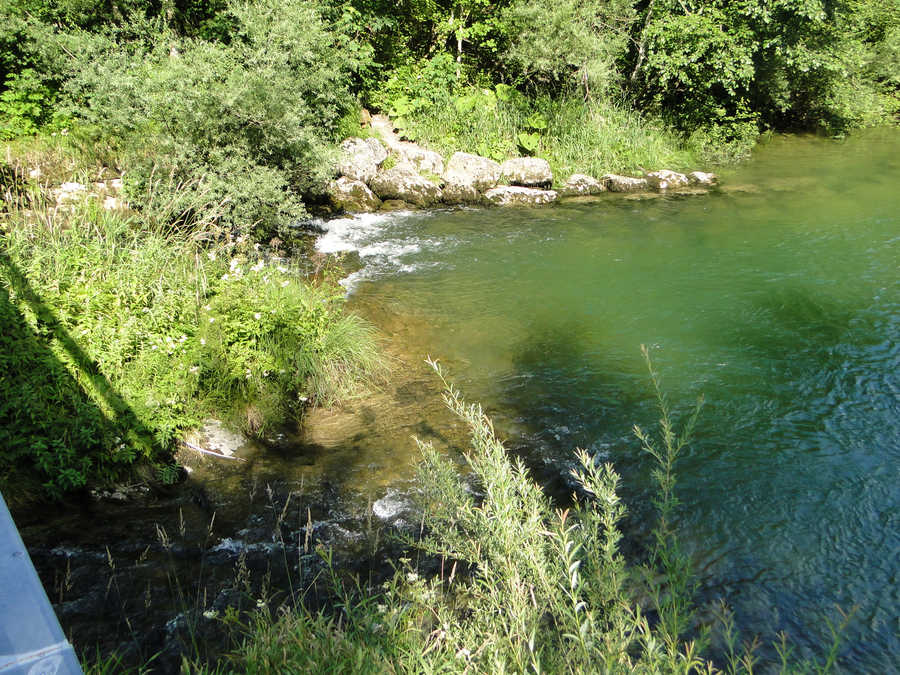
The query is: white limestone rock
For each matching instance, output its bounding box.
[484,185,558,206]
[500,157,553,188]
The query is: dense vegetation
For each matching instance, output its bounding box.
[1,1,897,227]
[0,140,383,500]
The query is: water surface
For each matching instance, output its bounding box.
[322,130,900,670]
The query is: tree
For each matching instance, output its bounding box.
[500,0,636,98]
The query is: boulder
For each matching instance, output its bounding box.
[602,174,649,192]
[369,163,442,207]
[327,177,382,213]
[365,137,388,166]
[560,173,606,197]
[484,185,558,207]
[645,170,689,190]
[393,142,444,175]
[688,171,718,186]
[442,179,482,205]
[337,137,386,183]
[102,195,124,210]
[443,152,501,191]
[53,182,88,205]
[500,157,553,188]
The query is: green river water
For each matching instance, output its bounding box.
[317,130,900,670]
[19,131,898,670]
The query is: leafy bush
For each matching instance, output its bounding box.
[500,0,635,99]
[62,0,365,237]
[0,69,57,139]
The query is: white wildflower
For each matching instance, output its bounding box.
[281,280,289,287]
[254,312,261,320]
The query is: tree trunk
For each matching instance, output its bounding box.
[630,0,657,84]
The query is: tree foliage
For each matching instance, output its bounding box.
[1,0,897,224]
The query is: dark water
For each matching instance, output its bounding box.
[318,131,900,670]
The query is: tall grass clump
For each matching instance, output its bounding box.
[0,164,382,498]
[388,86,703,182]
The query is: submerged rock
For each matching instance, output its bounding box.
[444,152,501,192]
[602,174,649,192]
[484,185,558,206]
[688,171,718,185]
[369,163,442,207]
[380,198,417,212]
[372,490,414,522]
[560,173,606,197]
[645,170,689,190]
[327,176,382,213]
[184,419,249,459]
[500,157,553,188]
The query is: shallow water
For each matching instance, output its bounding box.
[321,130,900,670]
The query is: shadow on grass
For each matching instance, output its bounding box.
[0,251,161,503]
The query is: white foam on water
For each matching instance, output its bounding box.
[316,211,448,293]
[315,212,401,254]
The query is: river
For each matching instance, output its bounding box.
[19,130,900,671]
[320,130,900,671]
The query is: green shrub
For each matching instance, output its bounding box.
[62,0,365,237]
[197,259,384,435]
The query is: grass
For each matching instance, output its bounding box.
[0,138,385,500]
[397,91,707,185]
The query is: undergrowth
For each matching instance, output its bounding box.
[383,86,721,181]
[0,150,383,500]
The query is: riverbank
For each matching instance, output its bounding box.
[325,111,720,215]
[0,138,385,507]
